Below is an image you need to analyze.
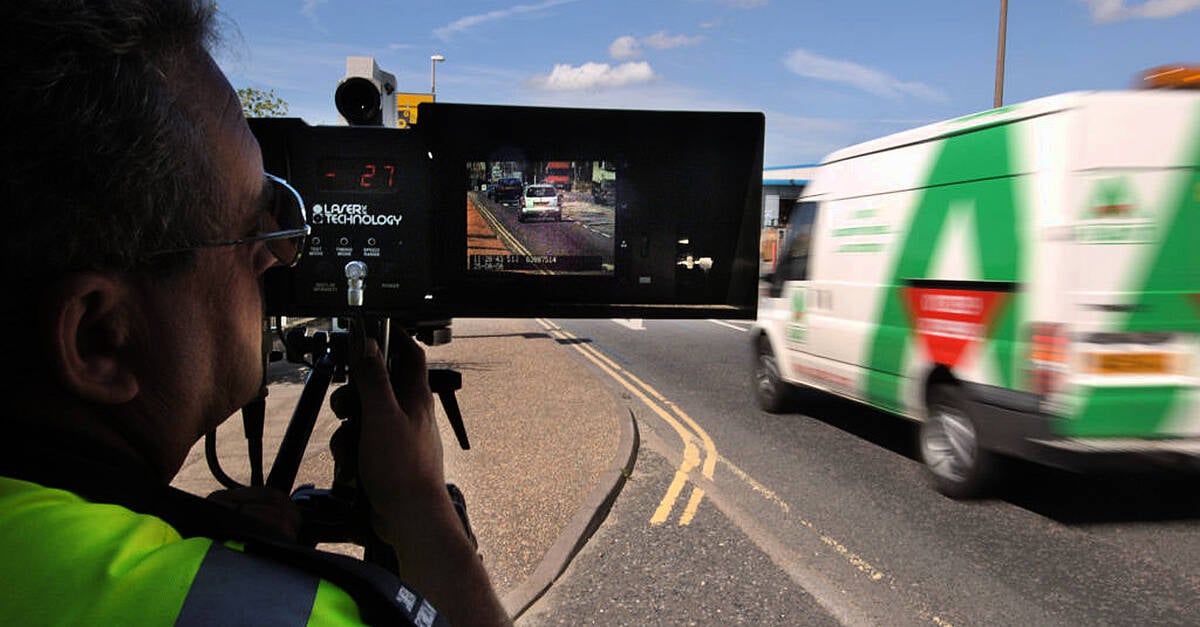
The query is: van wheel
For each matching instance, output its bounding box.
[754,335,793,413]
[920,383,994,499]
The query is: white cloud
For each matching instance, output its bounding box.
[532,62,656,90]
[762,112,853,161]
[783,49,946,102]
[301,0,325,18]
[609,31,703,60]
[434,0,579,40]
[301,0,327,30]
[521,74,707,108]
[1081,0,1200,21]
[644,31,706,50]
[610,35,641,60]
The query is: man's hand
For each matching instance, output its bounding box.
[351,333,511,626]
[350,334,448,536]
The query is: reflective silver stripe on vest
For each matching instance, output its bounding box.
[176,543,319,626]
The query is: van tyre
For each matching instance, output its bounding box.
[920,383,995,499]
[754,334,793,413]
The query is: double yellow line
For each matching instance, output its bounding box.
[540,318,910,614]
[474,196,533,256]
[535,318,718,526]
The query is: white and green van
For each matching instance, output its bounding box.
[753,89,1200,497]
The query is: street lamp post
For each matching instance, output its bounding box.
[431,54,445,100]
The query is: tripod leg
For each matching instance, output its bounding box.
[266,353,335,493]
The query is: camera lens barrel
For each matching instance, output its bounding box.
[335,77,383,126]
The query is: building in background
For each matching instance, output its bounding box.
[761,164,814,274]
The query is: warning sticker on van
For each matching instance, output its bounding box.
[902,287,1010,368]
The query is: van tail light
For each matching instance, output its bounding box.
[1029,323,1069,396]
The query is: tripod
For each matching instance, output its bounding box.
[205,315,473,573]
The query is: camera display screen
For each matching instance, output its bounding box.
[465,160,616,276]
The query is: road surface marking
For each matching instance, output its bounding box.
[475,200,531,256]
[533,318,933,619]
[718,456,790,514]
[535,318,715,525]
[582,224,613,238]
[707,319,750,332]
[816,532,886,582]
[612,319,644,330]
[620,369,718,524]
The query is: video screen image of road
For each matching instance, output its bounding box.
[466,160,615,275]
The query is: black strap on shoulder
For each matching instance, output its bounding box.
[0,438,447,626]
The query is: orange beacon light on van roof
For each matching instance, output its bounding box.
[1140,65,1200,89]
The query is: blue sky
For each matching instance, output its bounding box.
[214,0,1200,166]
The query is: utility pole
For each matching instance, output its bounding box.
[994,0,1009,108]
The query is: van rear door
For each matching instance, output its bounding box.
[1058,93,1200,439]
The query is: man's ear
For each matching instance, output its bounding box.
[50,274,140,405]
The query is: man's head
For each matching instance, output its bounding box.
[1,1,285,479]
[1,0,222,285]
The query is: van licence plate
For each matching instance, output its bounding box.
[1086,352,1170,375]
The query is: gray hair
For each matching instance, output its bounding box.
[0,0,223,289]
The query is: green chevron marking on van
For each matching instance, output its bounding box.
[864,123,1023,412]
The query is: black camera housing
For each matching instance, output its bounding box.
[250,103,764,321]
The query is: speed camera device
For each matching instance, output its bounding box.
[335,56,397,127]
[250,102,764,321]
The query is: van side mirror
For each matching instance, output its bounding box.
[761,272,783,298]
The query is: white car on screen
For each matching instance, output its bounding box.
[519,184,562,222]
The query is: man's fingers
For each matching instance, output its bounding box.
[328,385,361,420]
[352,338,402,417]
[352,333,437,431]
[383,333,435,417]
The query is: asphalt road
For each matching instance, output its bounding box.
[520,318,1200,625]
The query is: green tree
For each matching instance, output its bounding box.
[237,86,289,117]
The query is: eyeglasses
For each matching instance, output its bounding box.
[146,173,311,267]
